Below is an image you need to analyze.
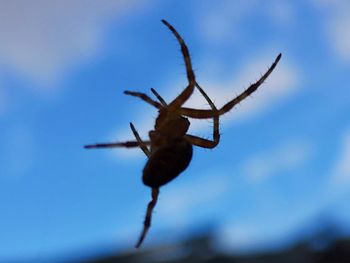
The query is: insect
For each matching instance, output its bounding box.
[85,19,281,248]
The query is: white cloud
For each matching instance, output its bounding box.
[156,174,230,228]
[198,0,296,44]
[216,214,303,253]
[216,221,268,252]
[242,140,312,183]
[197,0,258,44]
[268,1,296,27]
[331,129,350,185]
[312,0,350,61]
[0,0,148,89]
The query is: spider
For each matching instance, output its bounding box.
[84,19,281,248]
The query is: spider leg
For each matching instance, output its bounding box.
[185,134,219,149]
[136,187,159,248]
[178,53,282,119]
[161,20,196,110]
[84,141,151,149]
[150,88,167,106]
[185,82,220,148]
[124,90,162,109]
[129,122,151,157]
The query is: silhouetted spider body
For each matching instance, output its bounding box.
[143,136,193,188]
[85,19,281,248]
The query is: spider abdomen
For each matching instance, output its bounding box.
[142,139,193,188]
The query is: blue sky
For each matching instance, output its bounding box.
[1,0,350,262]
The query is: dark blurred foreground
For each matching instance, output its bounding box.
[81,232,350,263]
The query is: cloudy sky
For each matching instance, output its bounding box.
[0,0,350,262]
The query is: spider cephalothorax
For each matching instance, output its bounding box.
[85,19,281,248]
[155,109,190,138]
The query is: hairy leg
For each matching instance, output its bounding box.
[179,53,282,118]
[150,88,167,106]
[185,82,220,148]
[135,187,159,248]
[161,20,196,110]
[84,141,151,149]
[129,122,151,157]
[124,90,162,109]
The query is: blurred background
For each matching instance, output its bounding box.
[0,0,350,262]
